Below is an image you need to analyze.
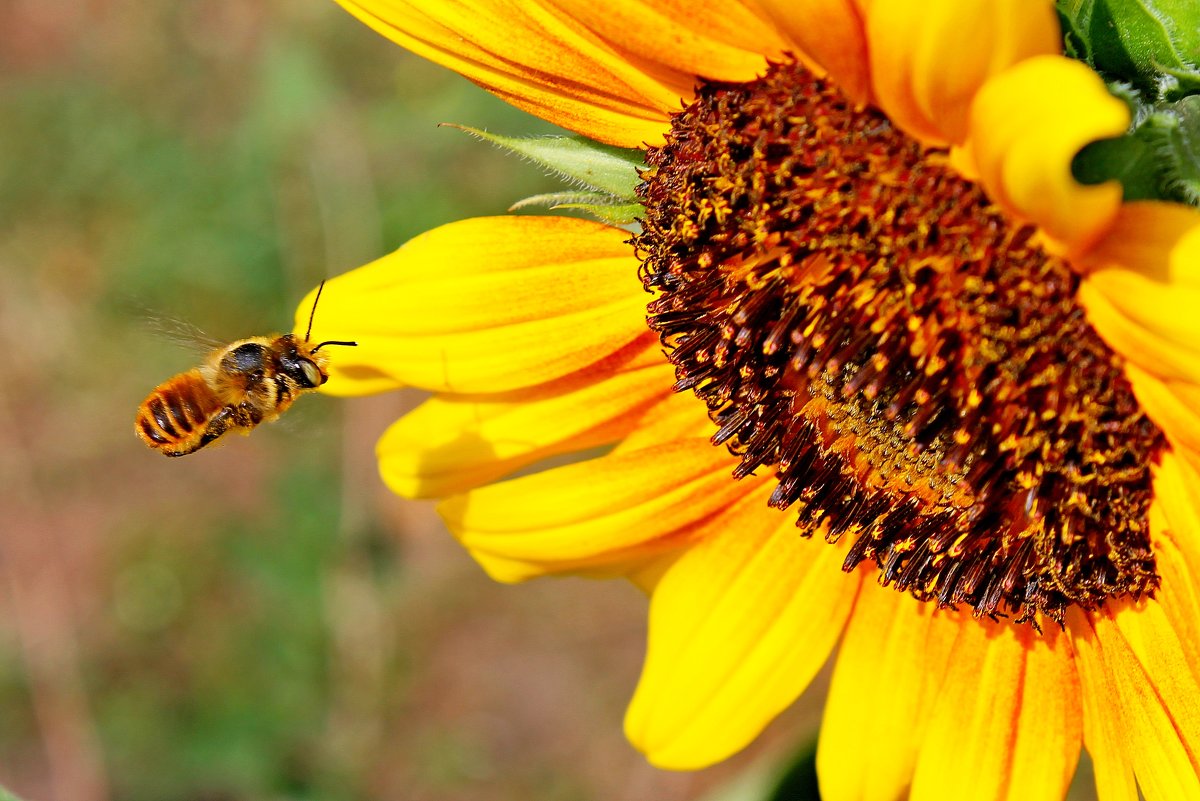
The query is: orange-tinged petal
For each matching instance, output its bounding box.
[439,438,762,582]
[911,620,1081,801]
[1072,613,1138,801]
[960,55,1127,255]
[865,0,1060,146]
[377,334,672,498]
[337,0,683,146]
[482,81,667,148]
[1109,608,1200,754]
[297,216,646,395]
[546,0,785,84]
[1080,608,1200,800]
[817,585,960,801]
[625,513,859,769]
[753,0,871,103]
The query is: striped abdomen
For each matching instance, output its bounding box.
[135,369,225,457]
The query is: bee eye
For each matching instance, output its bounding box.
[299,360,324,387]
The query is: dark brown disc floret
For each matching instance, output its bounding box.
[634,59,1165,626]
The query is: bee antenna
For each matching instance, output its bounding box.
[311,340,358,353]
[304,279,327,342]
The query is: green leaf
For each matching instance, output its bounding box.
[508,191,641,224]
[442,124,643,201]
[1057,0,1097,62]
[1057,0,1200,101]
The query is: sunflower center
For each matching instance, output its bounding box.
[634,59,1165,625]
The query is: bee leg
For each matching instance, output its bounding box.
[178,405,239,455]
[231,403,265,427]
[184,403,266,456]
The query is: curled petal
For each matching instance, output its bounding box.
[959,55,1127,255]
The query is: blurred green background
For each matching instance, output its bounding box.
[0,2,833,800]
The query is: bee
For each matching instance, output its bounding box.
[135,281,357,457]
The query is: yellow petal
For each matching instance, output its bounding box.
[1156,449,1200,576]
[626,552,681,596]
[865,0,1060,145]
[439,438,761,582]
[1075,202,1200,401]
[753,0,871,103]
[1080,607,1200,799]
[378,334,672,498]
[337,0,684,146]
[960,55,1127,255]
[625,514,859,769]
[1124,366,1200,481]
[1081,293,1200,387]
[1150,515,1200,692]
[613,386,717,452]
[1085,270,1200,361]
[911,620,1081,801]
[1077,201,1200,283]
[817,585,961,801]
[296,216,646,395]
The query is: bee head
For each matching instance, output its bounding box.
[275,334,329,389]
[298,279,358,383]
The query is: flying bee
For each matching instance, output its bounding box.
[135,281,357,457]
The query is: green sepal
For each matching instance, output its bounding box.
[509,191,642,225]
[1057,0,1200,102]
[1073,130,1163,199]
[1074,94,1200,204]
[442,124,643,203]
[1157,94,1200,203]
[763,741,821,801]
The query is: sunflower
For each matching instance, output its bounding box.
[300,2,1200,797]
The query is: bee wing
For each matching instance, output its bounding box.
[143,313,225,355]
